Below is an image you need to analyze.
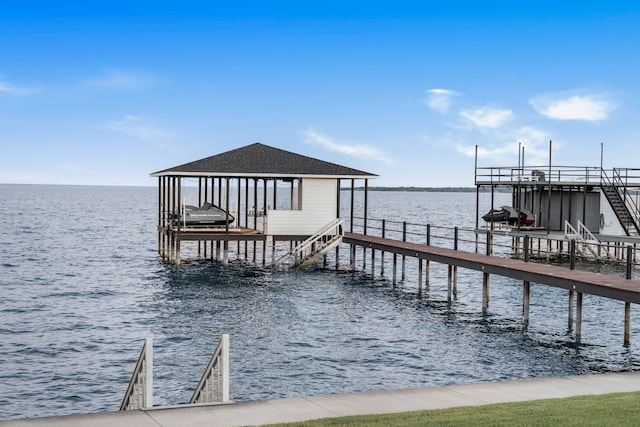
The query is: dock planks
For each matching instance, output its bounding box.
[344,232,640,305]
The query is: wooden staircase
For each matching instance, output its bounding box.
[275,219,343,269]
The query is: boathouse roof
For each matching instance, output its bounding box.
[150,142,378,179]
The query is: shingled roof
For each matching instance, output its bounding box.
[150,143,378,179]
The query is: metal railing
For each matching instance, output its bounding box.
[190,334,231,404]
[475,165,606,185]
[349,217,490,254]
[564,220,613,260]
[346,216,639,275]
[120,338,153,411]
[275,219,344,268]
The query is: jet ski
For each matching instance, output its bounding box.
[482,206,534,226]
[172,202,234,227]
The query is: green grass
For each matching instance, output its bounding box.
[260,392,640,427]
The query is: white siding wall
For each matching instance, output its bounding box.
[267,178,337,235]
[600,191,625,235]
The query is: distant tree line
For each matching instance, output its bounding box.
[342,186,509,193]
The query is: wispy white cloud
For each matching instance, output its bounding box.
[0,79,39,96]
[530,93,614,121]
[303,127,391,163]
[84,69,157,90]
[459,106,513,128]
[101,115,171,144]
[455,126,551,165]
[424,88,460,113]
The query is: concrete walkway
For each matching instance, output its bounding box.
[3,371,640,427]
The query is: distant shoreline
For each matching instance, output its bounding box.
[344,186,508,193]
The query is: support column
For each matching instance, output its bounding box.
[568,290,575,331]
[482,271,490,313]
[447,265,453,302]
[175,237,181,266]
[523,280,530,327]
[425,260,430,288]
[370,248,375,277]
[575,292,583,343]
[452,265,457,298]
[350,244,356,269]
[362,247,367,270]
[624,302,631,346]
[392,253,397,285]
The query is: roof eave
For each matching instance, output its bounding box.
[150,171,379,179]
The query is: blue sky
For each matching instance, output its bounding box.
[1,1,639,186]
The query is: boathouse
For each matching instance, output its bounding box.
[151,142,378,266]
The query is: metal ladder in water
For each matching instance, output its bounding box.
[275,219,344,269]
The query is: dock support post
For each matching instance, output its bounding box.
[381,220,386,275]
[175,237,181,266]
[483,231,490,313]
[425,260,430,288]
[418,259,423,292]
[223,241,229,265]
[575,292,583,343]
[624,302,631,346]
[627,245,633,279]
[482,271,490,313]
[447,265,453,302]
[371,248,375,277]
[568,290,575,331]
[392,253,397,285]
[362,247,367,270]
[350,244,356,269]
[523,280,530,326]
[570,240,576,270]
[452,266,457,298]
[401,222,407,282]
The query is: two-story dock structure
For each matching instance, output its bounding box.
[474,145,640,263]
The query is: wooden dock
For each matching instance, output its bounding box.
[343,232,638,344]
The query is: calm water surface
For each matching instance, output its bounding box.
[0,185,638,420]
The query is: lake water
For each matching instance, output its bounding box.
[0,184,638,421]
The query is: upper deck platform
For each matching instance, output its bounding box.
[475,165,640,188]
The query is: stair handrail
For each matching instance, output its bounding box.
[612,168,640,232]
[565,220,613,260]
[275,219,343,267]
[601,168,640,235]
[577,220,598,242]
[190,334,230,404]
[120,338,153,410]
[564,220,580,238]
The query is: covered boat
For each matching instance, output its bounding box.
[172,202,235,227]
[483,206,534,226]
